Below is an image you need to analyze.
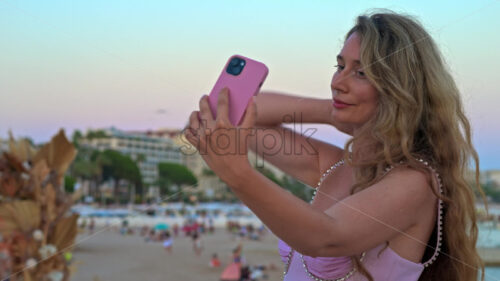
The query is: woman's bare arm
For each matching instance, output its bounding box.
[229,165,432,257]
[246,91,349,186]
[253,91,333,126]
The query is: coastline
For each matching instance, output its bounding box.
[479,248,500,267]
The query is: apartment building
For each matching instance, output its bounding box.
[79,127,182,186]
[483,170,500,188]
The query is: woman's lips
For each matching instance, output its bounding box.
[333,99,352,109]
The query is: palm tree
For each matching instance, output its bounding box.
[135,153,147,203]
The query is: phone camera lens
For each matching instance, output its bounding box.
[226,57,246,76]
[230,58,239,66]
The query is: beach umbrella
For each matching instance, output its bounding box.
[154,223,169,231]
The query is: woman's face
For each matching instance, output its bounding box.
[330,32,379,132]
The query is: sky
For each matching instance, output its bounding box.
[1,0,499,170]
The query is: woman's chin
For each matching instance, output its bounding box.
[330,113,349,124]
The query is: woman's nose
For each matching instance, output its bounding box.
[331,72,349,93]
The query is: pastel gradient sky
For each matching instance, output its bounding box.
[1,0,499,170]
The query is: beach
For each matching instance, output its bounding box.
[69,222,500,281]
[70,227,283,281]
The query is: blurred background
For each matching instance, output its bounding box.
[1,0,500,280]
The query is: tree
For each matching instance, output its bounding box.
[134,153,147,202]
[255,165,282,185]
[281,176,312,202]
[71,130,83,147]
[254,164,312,202]
[481,183,500,203]
[158,163,197,200]
[24,137,35,146]
[69,146,108,201]
[85,130,108,139]
[202,167,216,176]
[64,175,76,193]
[100,150,142,204]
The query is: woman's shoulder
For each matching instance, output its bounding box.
[380,161,441,205]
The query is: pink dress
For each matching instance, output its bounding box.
[278,159,444,281]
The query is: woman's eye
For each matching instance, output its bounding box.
[334,64,345,71]
[356,70,366,78]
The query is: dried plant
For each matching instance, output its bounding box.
[0,129,79,281]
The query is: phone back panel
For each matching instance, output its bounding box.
[208,55,268,126]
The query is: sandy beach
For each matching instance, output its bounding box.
[69,225,500,281]
[70,227,283,281]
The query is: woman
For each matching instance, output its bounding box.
[184,11,488,281]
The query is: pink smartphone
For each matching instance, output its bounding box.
[206,55,268,126]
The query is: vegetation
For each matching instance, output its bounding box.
[71,130,83,147]
[481,183,500,203]
[280,175,313,202]
[64,175,76,193]
[100,149,142,204]
[85,129,108,139]
[255,165,282,186]
[202,167,216,176]
[254,164,312,202]
[158,162,197,200]
[68,144,142,204]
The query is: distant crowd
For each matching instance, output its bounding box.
[78,216,277,280]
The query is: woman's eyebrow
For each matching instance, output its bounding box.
[337,55,361,66]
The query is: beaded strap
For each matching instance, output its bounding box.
[312,159,346,199]
[282,158,444,280]
[384,158,444,267]
[416,158,444,267]
[283,159,359,281]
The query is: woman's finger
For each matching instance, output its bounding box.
[189,111,200,135]
[216,88,231,128]
[189,111,200,127]
[240,96,257,129]
[199,95,214,122]
[186,111,206,151]
[184,128,199,148]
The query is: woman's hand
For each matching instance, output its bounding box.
[184,88,257,186]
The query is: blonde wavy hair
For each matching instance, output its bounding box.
[340,11,489,281]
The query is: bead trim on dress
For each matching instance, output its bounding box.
[282,158,444,280]
[383,158,444,267]
[416,158,444,267]
[283,159,362,281]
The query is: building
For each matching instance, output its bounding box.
[0,138,9,154]
[79,127,296,201]
[79,127,182,188]
[140,128,230,200]
[140,128,288,200]
[483,170,500,189]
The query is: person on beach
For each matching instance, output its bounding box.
[208,217,215,234]
[88,218,95,234]
[162,231,173,254]
[184,10,488,281]
[231,243,246,265]
[192,232,203,256]
[173,223,180,237]
[210,253,221,268]
[182,222,190,237]
[79,218,87,230]
[120,219,128,236]
[145,229,155,242]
